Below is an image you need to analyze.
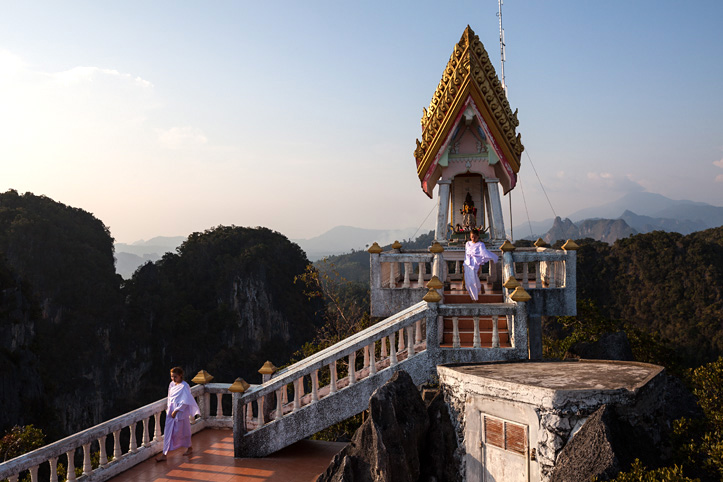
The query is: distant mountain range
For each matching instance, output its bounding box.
[114,236,186,278]
[517,192,722,243]
[292,225,419,261]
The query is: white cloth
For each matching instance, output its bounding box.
[163,380,200,454]
[464,240,499,301]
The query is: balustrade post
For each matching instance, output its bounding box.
[66,450,77,482]
[7,475,18,482]
[389,331,398,366]
[389,263,397,288]
[349,352,357,385]
[276,388,284,419]
[368,343,376,375]
[369,246,382,291]
[535,262,541,287]
[82,442,92,475]
[312,369,319,401]
[141,418,150,447]
[523,263,529,289]
[363,345,369,370]
[202,392,211,419]
[246,403,253,426]
[98,435,108,466]
[452,317,460,348]
[49,457,59,482]
[29,466,39,482]
[216,393,224,417]
[492,315,500,348]
[407,325,415,357]
[282,385,289,405]
[330,361,338,393]
[153,412,162,443]
[473,316,481,348]
[397,328,405,352]
[293,380,302,411]
[417,262,426,288]
[381,336,388,358]
[113,430,122,460]
[257,396,265,426]
[403,262,412,288]
[129,422,138,453]
[415,320,423,344]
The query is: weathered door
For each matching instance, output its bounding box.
[481,414,529,482]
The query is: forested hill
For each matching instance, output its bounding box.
[568,227,723,367]
[0,191,324,440]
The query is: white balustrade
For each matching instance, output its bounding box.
[473,316,481,348]
[492,315,500,348]
[452,317,460,348]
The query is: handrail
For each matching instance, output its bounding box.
[241,301,429,402]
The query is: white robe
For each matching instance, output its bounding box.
[464,240,499,301]
[163,380,200,454]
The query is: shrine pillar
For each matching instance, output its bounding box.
[435,180,452,244]
[483,178,505,243]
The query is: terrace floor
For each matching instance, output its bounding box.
[110,429,345,482]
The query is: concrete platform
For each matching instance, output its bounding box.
[438,359,666,482]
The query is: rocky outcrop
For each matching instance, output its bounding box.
[543,216,636,245]
[565,331,635,361]
[317,371,459,482]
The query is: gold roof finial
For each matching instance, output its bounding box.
[258,361,277,375]
[562,239,580,251]
[499,240,516,252]
[510,287,532,303]
[392,240,403,250]
[368,242,383,254]
[423,288,442,303]
[534,238,547,248]
[229,378,251,393]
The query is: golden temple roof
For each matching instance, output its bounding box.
[414,26,524,195]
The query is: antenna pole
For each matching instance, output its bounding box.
[497,0,507,97]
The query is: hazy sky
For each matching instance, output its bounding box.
[2,1,722,243]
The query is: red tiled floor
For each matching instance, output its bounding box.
[110,429,345,482]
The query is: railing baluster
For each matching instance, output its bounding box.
[522,262,529,289]
[453,316,460,348]
[282,384,289,405]
[417,261,425,288]
[492,315,500,348]
[113,430,122,460]
[397,328,405,352]
[276,388,283,419]
[216,393,224,417]
[473,316,481,348]
[98,435,108,466]
[407,326,415,357]
[293,379,302,411]
[311,369,319,401]
[29,465,38,482]
[8,474,18,482]
[507,314,514,346]
[142,417,151,447]
[381,336,388,358]
[363,345,369,370]
[129,422,138,453]
[369,343,376,375]
[257,396,265,426]
[349,352,357,385]
[330,361,338,393]
[49,456,59,482]
[549,262,557,288]
[389,263,396,288]
[66,450,76,482]
[403,262,412,287]
[415,320,423,344]
[390,331,397,366]
[535,261,541,288]
[82,442,92,475]
[246,403,253,428]
[153,412,162,443]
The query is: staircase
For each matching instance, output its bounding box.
[234,286,530,458]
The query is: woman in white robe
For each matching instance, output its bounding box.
[464,229,499,301]
[156,367,200,461]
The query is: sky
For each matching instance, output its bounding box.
[1,1,722,244]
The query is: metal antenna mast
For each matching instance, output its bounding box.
[497,0,508,96]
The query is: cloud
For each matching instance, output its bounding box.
[585,172,645,192]
[716,174,723,183]
[156,127,208,149]
[714,159,723,169]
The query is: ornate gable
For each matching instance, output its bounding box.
[414,26,524,197]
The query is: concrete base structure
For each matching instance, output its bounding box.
[438,360,665,482]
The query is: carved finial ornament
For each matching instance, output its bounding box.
[562,239,580,251]
[423,287,443,303]
[392,240,403,250]
[429,242,445,253]
[229,378,251,393]
[503,277,521,290]
[534,238,547,248]
[368,242,383,254]
[258,361,277,375]
[499,240,516,252]
[510,287,532,303]
[426,276,444,290]
[191,370,214,385]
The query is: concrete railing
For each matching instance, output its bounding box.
[0,383,235,482]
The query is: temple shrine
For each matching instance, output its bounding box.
[0,25,668,482]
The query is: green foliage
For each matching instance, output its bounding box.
[0,425,44,462]
[605,459,698,482]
